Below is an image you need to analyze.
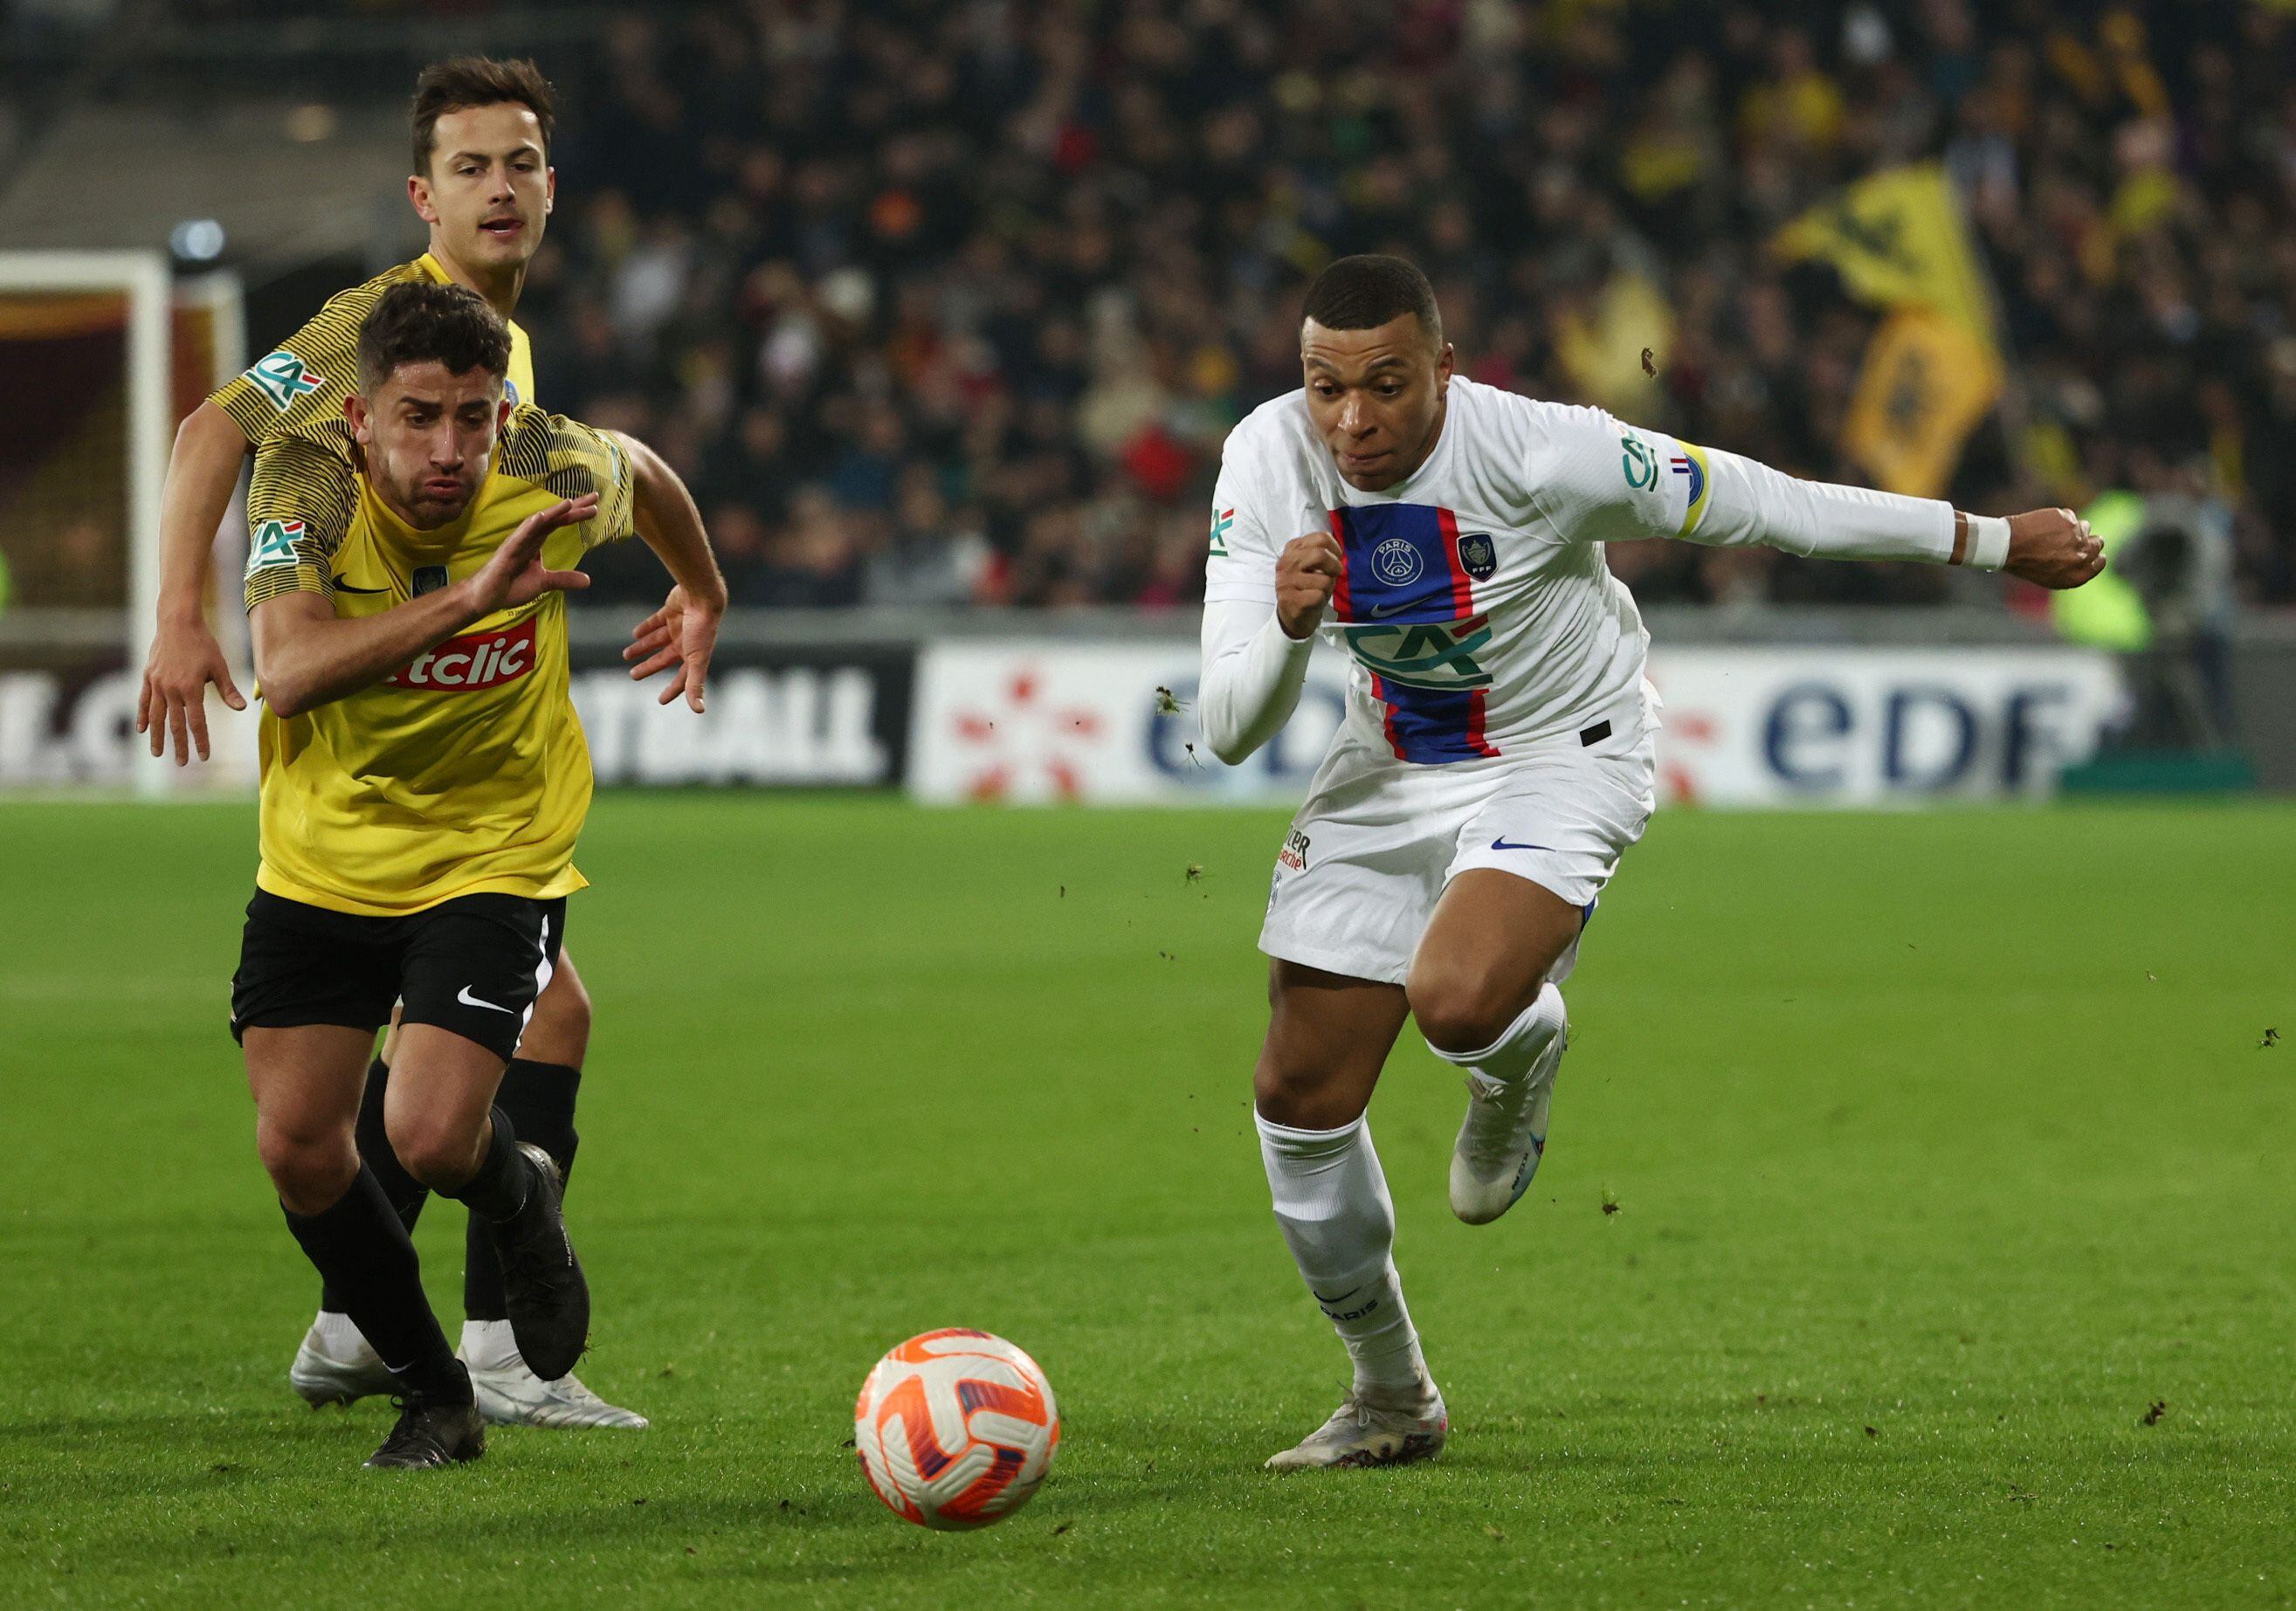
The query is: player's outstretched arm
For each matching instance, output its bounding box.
[612,430,727,714]
[137,400,253,764]
[1198,534,1333,765]
[1558,410,2104,590]
[251,494,593,718]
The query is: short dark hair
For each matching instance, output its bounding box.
[356,282,512,393]
[1300,255,1444,348]
[410,56,555,176]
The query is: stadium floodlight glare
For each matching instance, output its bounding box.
[170,220,226,265]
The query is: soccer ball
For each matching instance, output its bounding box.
[853,1329,1060,1531]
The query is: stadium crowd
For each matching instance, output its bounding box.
[491,0,2296,611]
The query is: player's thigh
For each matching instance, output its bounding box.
[1410,736,1657,1048]
[230,889,399,1051]
[395,893,564,1065]
[1407,871,1585,1051]
[387,894,562,1176]
[1255,959,1410,1129]
[383,1021,514,1181]
[243,1023,375,1208]
[1260,732,1458,995]
[245,1024,377,1136]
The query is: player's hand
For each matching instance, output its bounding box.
[1276,532,1343,639]
[136,615,247,766]
[468,494,596,615]
[2003,507,2106,590]
[621,582,723,713]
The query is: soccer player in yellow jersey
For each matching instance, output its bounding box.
[140,59,680,1426]
[237,279,725,1470]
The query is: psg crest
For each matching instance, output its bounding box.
[1456,532,1498,581]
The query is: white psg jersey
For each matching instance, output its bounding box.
[1203,377,1728,759]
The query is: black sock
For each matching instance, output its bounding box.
[284,1166,468,1404]
[465,1060,581,1323]
[321,1058,429,1315]
[440,1106,534,1224]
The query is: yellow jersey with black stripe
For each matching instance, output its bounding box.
[211,252,537,455]
[243,404,634,918]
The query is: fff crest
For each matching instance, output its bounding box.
[1456,532,1498,581]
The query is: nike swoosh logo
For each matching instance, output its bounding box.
[1310,1285,1362,1305]
[334,582,390,595]
[1490,838,1553,851]
[1367,600,1414,618]
[456,986,514,1014]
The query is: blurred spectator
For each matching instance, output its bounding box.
[477,1,2296,609]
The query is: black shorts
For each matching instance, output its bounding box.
[231,890,568,1063]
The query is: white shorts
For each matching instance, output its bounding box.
[1258,719,1658,988]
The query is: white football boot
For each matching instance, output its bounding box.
[1448,1021,1566,1225]
[1265,1378,1449,1470]
[460,1320,649,1429]
[288,1314,400,1408]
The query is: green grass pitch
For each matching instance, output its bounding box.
[2,794,2291,1608]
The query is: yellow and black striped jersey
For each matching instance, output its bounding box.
[210,251,537,459]
[243,404,635,917]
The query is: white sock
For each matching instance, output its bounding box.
[1426,982,1567,1086]
[459,1318,521,1372]
[311,1309,371,1355]
[1255,1112,1429,1397]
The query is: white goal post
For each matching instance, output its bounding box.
[0,251,246,797]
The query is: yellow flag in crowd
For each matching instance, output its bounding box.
[1840,309,1999,498]
[1776,162,2003,497]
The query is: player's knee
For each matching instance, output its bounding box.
[255,1119,355,1209]
[1407,966,1523,1056]
[383,1111,482,1191]
[1253,1049,1367,1130]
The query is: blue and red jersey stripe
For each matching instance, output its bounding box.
[1329,503,1500,764]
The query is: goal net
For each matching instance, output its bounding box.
[0,252,245,795]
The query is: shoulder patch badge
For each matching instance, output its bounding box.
[1209,507,1234,558]
[245,350,323,410]
[245,518,307,575]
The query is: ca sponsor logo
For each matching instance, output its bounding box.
[386,617,537,691]
[245,518,306,575]
[1341,616,1494,689]
[1620,433,1659,492]
[246,350,322,410]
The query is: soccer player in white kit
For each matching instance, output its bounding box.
[1199,257,2106,1471]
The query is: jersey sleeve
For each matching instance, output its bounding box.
[1203,418,1283,607]
[210,279,388,448]
[243,437,356,611]
[1525,403,1712,547]
[1527,403,1953,562]
[497,408,638,550]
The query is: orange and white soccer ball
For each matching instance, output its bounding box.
[853,1329,1060,1531]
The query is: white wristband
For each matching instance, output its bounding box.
[1964,513,2010,570]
